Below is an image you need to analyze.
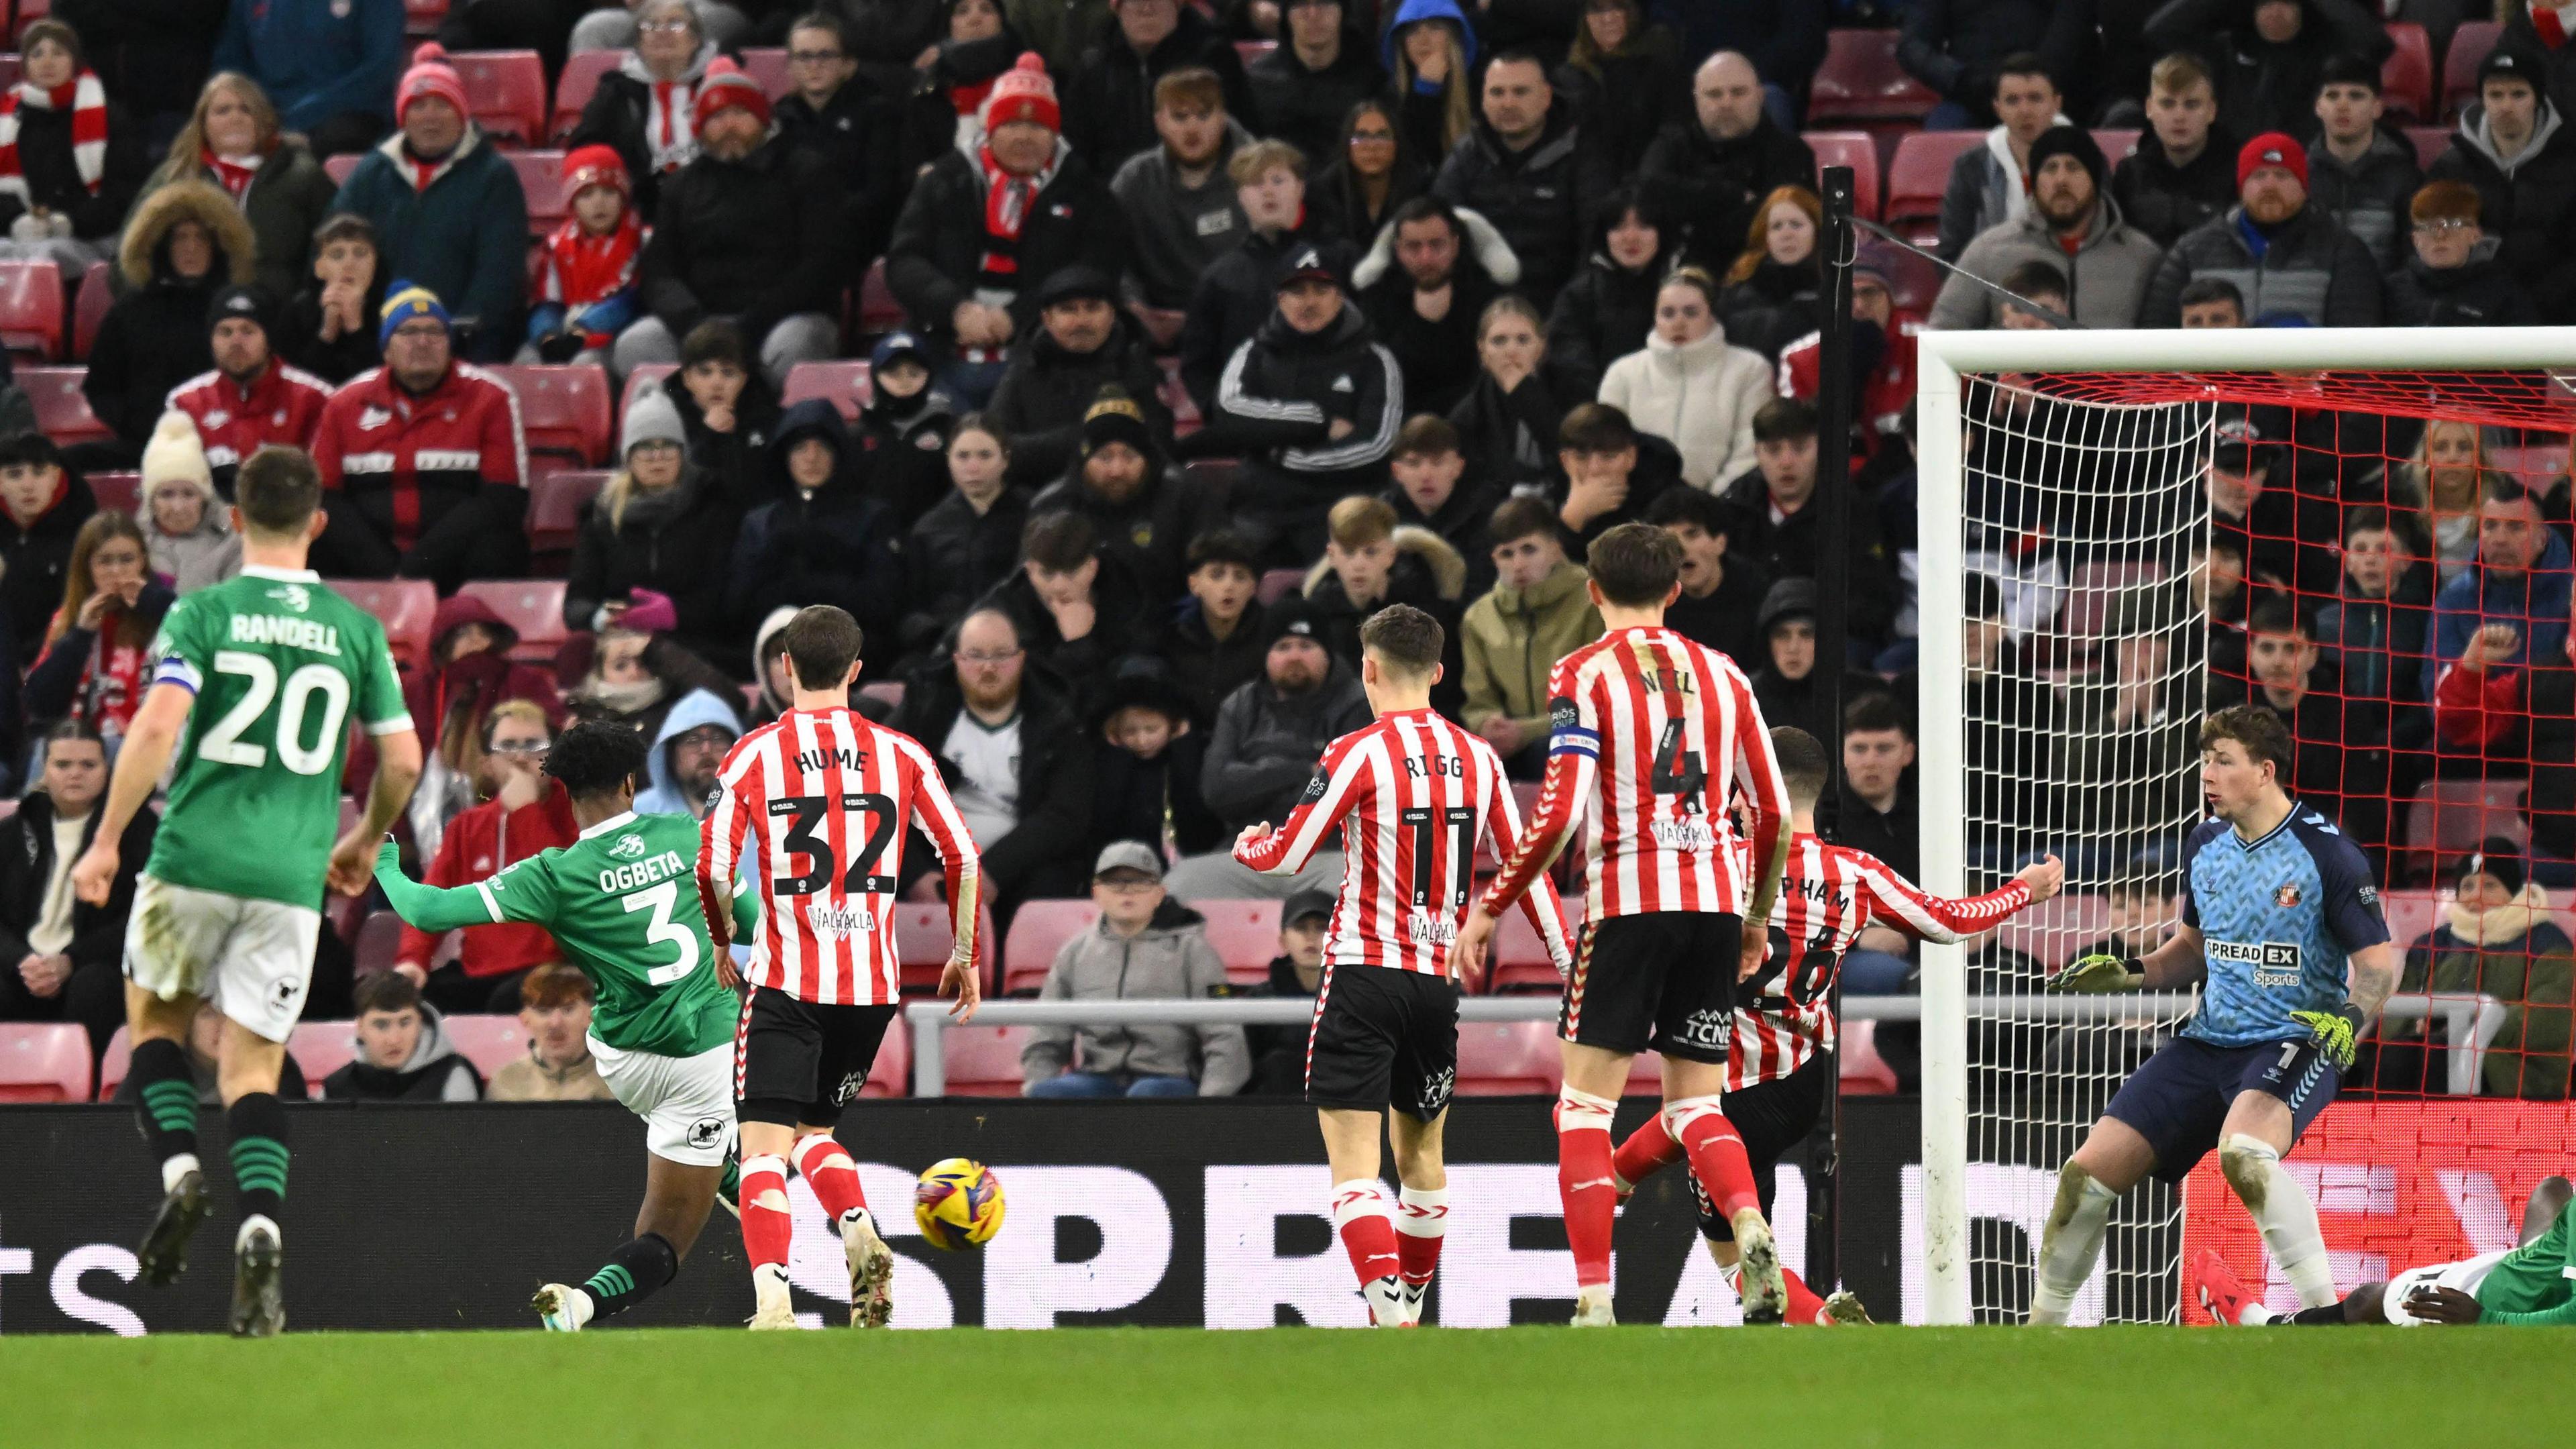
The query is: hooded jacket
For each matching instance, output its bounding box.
[1299,525,1467,698]
[2305,127,2422,273]
[392,776,578,980]
[856,380,961,527]
[2108,126,2242,248]
[729,400,905,643]
[890,662,1091,897]
[1356,222,1504,417]
[2143,0,2394,141]
[1931,193,2165,330]
[1018,900,1249,1094]
[632,686,743,818]
[1597,324,1774,490]
[1546,215,1678,401]
[403,594,566,747]
[1060,3,1252,169]
[2383,240,2542,328]
[775,65,901,267]
[2139,201,2383,327]
[565,39,716,216]
[902,484,1030,655]
[887,143,1129,345]
[1153,596,1268,730]
[1635,114,1813,279]
[663,368,782,513]
[1935,119,2072,263]
[0,788,155,979]
[1210,301,1405,513]
[564,464,744,666]
[986,316,1173,487]
[1199,657,1372,833]
[133,136,337,317]
[2426,527,2575,698]
[1550,21,1684,176]
[2428,99,2576,319]
[2400,887,2573,1100]
[639,138,843,345]
[87,182,254,448]
[1461,558,1603,738]
[329,124,528,360]
[1717,467,1894,643]
[1430,101,1598,304]
[750,604,796,722]
[320,1004,483,1102]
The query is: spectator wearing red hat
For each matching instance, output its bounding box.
[209,0,403,157]
[566,0,721,217]
[525,146,644,366]
[888,51,1130,405]
[611,56,846,390]
[2138,129,2384,327]
[328,44,531,362]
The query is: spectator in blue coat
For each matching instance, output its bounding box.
[2424,476,2574,698]
[211,0,403,157]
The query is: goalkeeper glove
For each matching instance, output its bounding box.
[2051,953,2144,993]
[2288,1004,2368,1071]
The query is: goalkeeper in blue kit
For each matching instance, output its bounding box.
[2030,708,2398,1325]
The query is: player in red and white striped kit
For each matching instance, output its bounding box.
[1452,523,1794,1326]
[1609,726,2063,1324]
[693,606,983,1331]
[1234,606,1574,1326]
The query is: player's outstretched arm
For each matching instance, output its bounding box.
[371,838,508,933]
[1858,853,2062,949]
[331,726,421,898]
[72,682,193,906]
[1234,734,1368,877]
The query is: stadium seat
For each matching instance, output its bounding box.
[2090,129,2139,166]
[406,0,449,37]
[20,365,109,445]
[1487,896,1580,994]
[450,50,547,148]
[1002,900,1097,994]
[493,364,614,470]
[327,578,439,672]
[1257,567,1306,605]
[862,1014,909,1097]
[1195,898,1282,987]
[939,1024,1030,1095]
[1803,131,1881,221]
[780,360,872,419]
[857,257,904,335]
[892,899,999,996]
[1839,1020,1900,1095]
[88,470,140,515]
[442,1014,532,1079]
[289,1021,360,1088]
[2406,125,2452,169]
[859,678,905,711]
[354,909,405,976]
[2381,22,2434,122]
[2379,889,2441,953]
[0,257,61,359]
[1808,28,1937,124]
[525,468,605,562]
[0,54,17,91]
[0,1022,89,1102]
[2405,777,2530,857]
[511,149,569,239]
[1880,243,1941,315]
[323,152,364,185]
[1234,39,1276,66]
[1885,131,1981,245]
[1996,892,2113,973]
[1181,457,1239,504]
[457,579,570,662]
[740,47,792,99]
[1454,1020,1562,1095]
[71,259,106,360]
[553,50,619,142]
[95,1024,129,1100]
[2443,21,2502,119]
[10,0,45,45]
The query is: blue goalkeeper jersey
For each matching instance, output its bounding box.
[2178,804,2388,1049]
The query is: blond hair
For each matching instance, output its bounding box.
[1328,494,1397,549]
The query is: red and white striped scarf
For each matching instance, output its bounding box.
[201,148,261,200]
[644,78,699,173]
[0,70,108,204]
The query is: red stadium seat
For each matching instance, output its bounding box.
[10,0,46,45]
[1803,131,1882,221]
[553,50,619,142]
[1840,1020,1900,1095]
[492,363,614,469]
[89,470,140,515]
[450,50,547,148]
[781,360,872,419]
[525,468,605,557]
[1884,131,1981,246]
[2381,22,2434,122]
[1807,29,1937,125]
[1880,243,1941,315]
[457,578,570,662]
[1454,1020,1562,1095]
[327,578,439,672]
[512,149,569,238]
[21,365,108,445]
[1487,896,1580,994]
[740,47,792,99]
[1195,898,1282,987]
[0,1022,89,1102]
[891,899,999,996]
[1234,39,1276,66]
[323,152,364,185]
[289,1021,361,1089]
[2406,125,2451,170]
[2405,777,2530,857]
[1002,899,1097,994]
[0,54,18,91]
[71,259,107,360]
[1258,567,1306,605]
[861,1014,909,1097]
[857,256,904,335]
[859,678,905,711]
[442,1014,533,1079]
[406,0,449,38]
[2090,129,2139,166]
[0,257,60,359]
[354,909,405,976]
[95,1024,130,1099]
[1996,892,2114,973]
[2061,561,2167,643]
[940,1024,1030,1095]
[2443,20,2502,119]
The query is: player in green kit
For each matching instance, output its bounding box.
[2198,1176,2576,1327]
[70,446,423,1338]
[373,720,757,1331]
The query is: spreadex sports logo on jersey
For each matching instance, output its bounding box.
[2208,938,2302,987]
[608,834,647,860]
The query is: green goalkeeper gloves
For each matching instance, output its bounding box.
[2288,1004,2369,1071]
[2051,953,2144,993]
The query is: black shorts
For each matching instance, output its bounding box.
[1305,963,1461,1121]
[734,986,898,1127]
[2103,1033,2343,1184]
[1690,1056,1832,1241]
[1561,912,1739,1062]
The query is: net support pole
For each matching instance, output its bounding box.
[1809,164,1858,1297]
[1914,345,1971,1327]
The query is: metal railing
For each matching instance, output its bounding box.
[900,992,2504,1097]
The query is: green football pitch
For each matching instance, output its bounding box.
[3,1326,2566,1448]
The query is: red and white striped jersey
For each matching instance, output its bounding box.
[1480,627,1792,926]
[1727,833,2033,1090]
[696,705,981,1006]
[1234,708,1574,979]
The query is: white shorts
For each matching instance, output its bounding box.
[2382,1248,2510,1325]
[122,874,324,1044]
[592,1035,737,1167]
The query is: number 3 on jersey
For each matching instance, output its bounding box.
[621,881,701,985]
[198,650,352,774]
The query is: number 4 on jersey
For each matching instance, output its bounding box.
[1651,719,1706,798]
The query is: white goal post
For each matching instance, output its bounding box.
[1913,326,2576,1326]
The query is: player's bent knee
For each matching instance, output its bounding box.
[2218,1134,2279,1210]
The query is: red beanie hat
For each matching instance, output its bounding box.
[561,144,630,199]
[692,56,773,131]
[2237,133,2308,192]
[396,43,473,125]
[981,52,1061,133]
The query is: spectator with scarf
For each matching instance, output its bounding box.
[566,0,719,217]
[526,146,643,365]
[132,72,336,307]
[25,512,173,745]
[0,21,146,275]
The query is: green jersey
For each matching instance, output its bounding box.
[375,812,749,1058]
[2477,1201,2576,1326]
[148,566,409,909]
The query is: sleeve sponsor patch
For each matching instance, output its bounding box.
[1299,767,1331,804]
[1546,696,1597,757]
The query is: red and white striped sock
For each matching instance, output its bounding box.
[792,1133,868,1225]
[1555,1087,1619,1289]
[739,1155,793,1273]
[1666,1095,1761,1223]
[1330,1179,1401,1291]
[1394,1185,1447,1289]
[1611,1112,1684,1193]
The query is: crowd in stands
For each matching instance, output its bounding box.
[0,0,2569,1105]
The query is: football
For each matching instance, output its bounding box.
[912,1158,1005,1250]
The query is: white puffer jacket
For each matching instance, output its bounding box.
[1595,325,1773,490]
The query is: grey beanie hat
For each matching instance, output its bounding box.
[622,382,688,458]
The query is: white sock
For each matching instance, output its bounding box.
[2030,1169,2116,1326]
[1395,1185,1448,1244]
[235,1213,279,1250]
[2240,1302,2282,1326]
[2221,1134,2336,1309]
[162,1152,199,1194]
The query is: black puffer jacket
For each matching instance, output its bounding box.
[87,180,252,448]
[1635,115,1813,277]
[1446,368,1564,492]
[1546,231,1676,400]
[1430,103,1599,305]
[136,139,339,305]
[1177,224,1346,415]
[1550,26,1684,176]
[775,75,902,266]
[728,400,904,645]
[563,467,744,665]
[2383,247,2542,328]
[0,474,95,655]
[1244,29,1384,165]
[1358,254,1497,417]
[885,144,1128,346]
[901,484,1028,655]
[2143,0,2392,140]
[1153,600,1267,729]
[1205,301,1404,521]
[2427,101,2576,321]
[2306,129,2422,274]
[2108,128,2241,249]
[855,382,961,527]
[971,553,1162,715]
[1059,4,1252,168]
[640,140,845,343]
[985,319,1172,488]
[663,370,783,513]
[1896,0,2101,114]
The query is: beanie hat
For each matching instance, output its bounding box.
[2461,837,2528,898]
[396,44,473,125]
[561,144,631,200]
[207,283,272,339]
[140,411,215,499]
[2478,44,2543,93]
[1081,388,1155,458]
[1263,596,1324,651]
[623,383,688,457]
[378,282,450,350]
[980,52,1061,133]
[2237,132,2308,191]
[2025,123,2106,191]
[692,56,773,131]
